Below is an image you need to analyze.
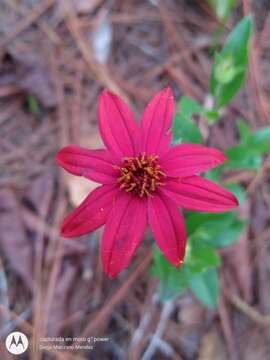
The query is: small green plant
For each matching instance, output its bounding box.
[27,94,40,116]
[152,15,270,309]
[210,16,253,108]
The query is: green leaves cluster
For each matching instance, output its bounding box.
[152,209,245,308]
[157,114,270,309]
[210,15,253,108]
[173,97,220,138]
[225,120,270,170]
[172,97,203,144]
[153,15,270,309]
[172,16,253,128]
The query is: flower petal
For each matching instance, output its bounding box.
[158,131,173,156]
[56,145,119,184]
[61,185,117,237]
[102,192,147,278]
[162,176,239,212]
[98,90,140,158]
[148,193,186,266]
[142,87,174,155]
[160,144,227,177]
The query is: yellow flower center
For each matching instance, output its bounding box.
[115,153,166,197]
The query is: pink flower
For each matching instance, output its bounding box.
[56,88,238,278]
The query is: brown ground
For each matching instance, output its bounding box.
[0,1,270,359]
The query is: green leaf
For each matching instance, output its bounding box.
[180,96,219,124]
[188,237,221,272]
[207,0,236,21]
[252,127,270,143]
[224,183,246,205]
[205,109,219,124]
[151,246,189,300]
[225,145,262,169]
[173,96,217,143]
[205,168,221,182]
[27,94,40,115]
[210,15,253,107]
[186,212,245,248]
[189,268,220,309]
[214,53,244,85]
[152,241,222,307]
[237,119,251,142]
[180,96,204,118]
[186,212,234,235]
[172,113,203,144]
[249,128,270,153]
[225,123,270,170]
[202,218,245,248]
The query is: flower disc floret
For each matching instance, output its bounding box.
[116,153,165,197]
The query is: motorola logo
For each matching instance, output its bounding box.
[5,331,29,355]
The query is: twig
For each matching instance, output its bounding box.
[0,99,24,126]
[222,170,256,184]
[0,85,22,97]
[0,305,83,360]
[219,283,238,360]
[228,294,270,327]
[43,177,67,334]
[242,0,270,124]
[142,300,176,360]
[0,0,55,50]
[31,182,53,360]
[129,280,158,359]
[0,305,32,335]
[0,258,9,332]
[4,0,61,45]
[259,12,270,49]
[0,309,31,338]
[158,2,202,98]
[78,250,152,340]
[246,160,269,194]
[62,0,129,103]
[50,51,70,147]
